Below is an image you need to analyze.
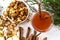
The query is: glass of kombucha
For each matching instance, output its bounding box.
[32,11,53,32]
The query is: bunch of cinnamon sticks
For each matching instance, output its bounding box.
[4,27,47,40]
[19,27,40,40]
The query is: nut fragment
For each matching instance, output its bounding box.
[20,11,24,16]
[12,30,17,36]
[3,11,8,16]
[4,21,11,27]
[0,26,3,30]
[12,23,17,27]
[2,17,7,21]
[6,30,12,38]
[8,25,14,31]
[0,22,3,26]
[27,18,30,22]
[17,17,22,23]
[21,16,26,20]
[14,3,17,9]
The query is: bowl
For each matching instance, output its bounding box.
[3,0,30,24]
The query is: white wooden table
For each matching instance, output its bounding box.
[0,0,60,40]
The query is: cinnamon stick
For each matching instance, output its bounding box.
[43,37,47,40]
[38,3,41,16]
[36,37,39,40]
[29,34,33,40]
[26,38,29,40]
[34,30,37,36]
[19,27,23,40]
[26,27,31,39]
[36,33,41,36]
[28,31,37,40]
[33,30,37,40]
[22,37,26,40]
[4,36,7,40]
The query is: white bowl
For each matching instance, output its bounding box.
[3,0,30,24]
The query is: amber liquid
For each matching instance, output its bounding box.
[32,11,52,32]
